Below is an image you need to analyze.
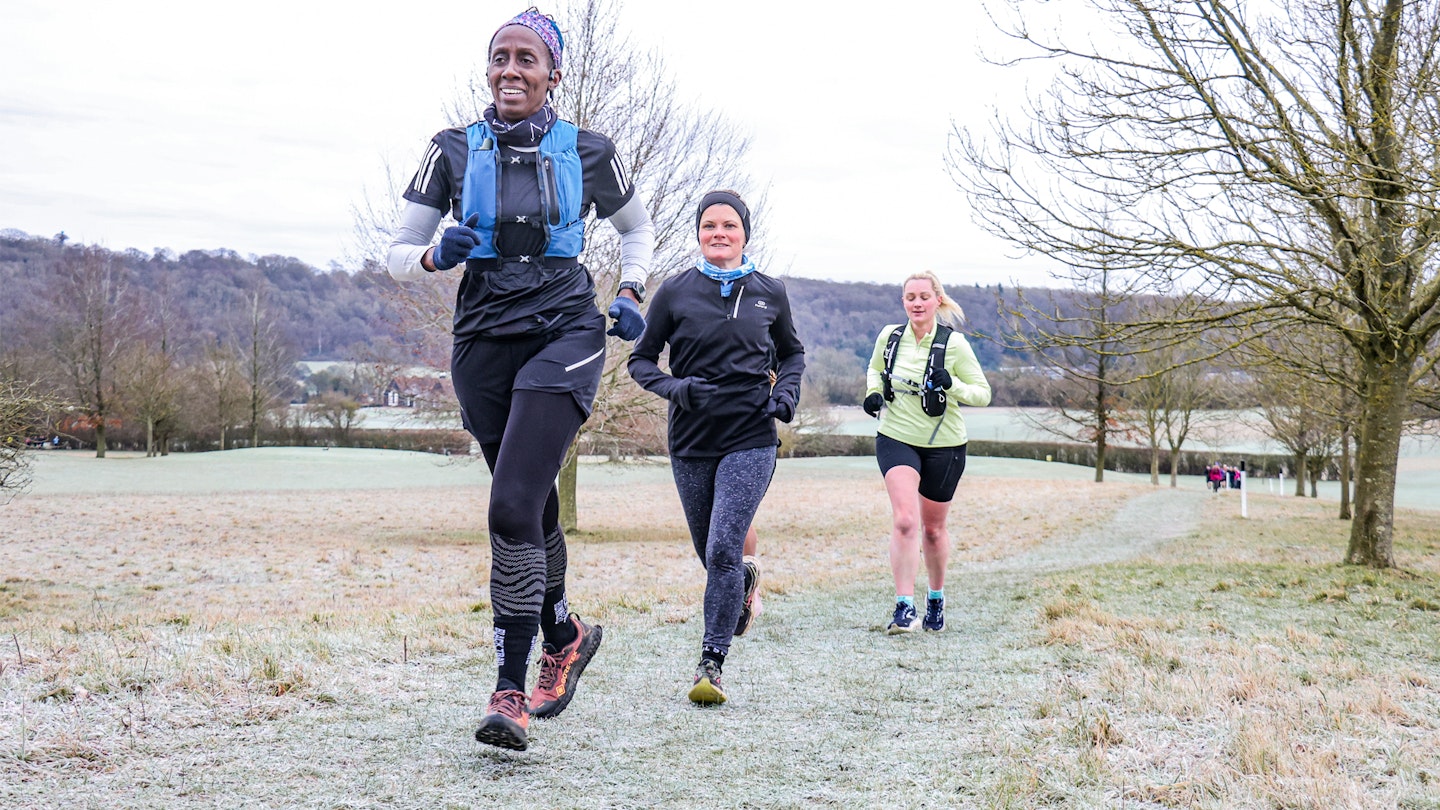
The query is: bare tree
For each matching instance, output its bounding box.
[952,0,1440,567]
[547,0,761,528]
[192,342,248,451]
[777,383,841,459]
[238,282,296,449]
[1119,330,1231,487]
[49,247,133,458]
[348,160,457,371]
[1251,366,1342,497]
[1239,317,1366,515]
[306,392,364,445]
[1001,264,1140,482]
[120,273,186,457]
[0,377,59,502]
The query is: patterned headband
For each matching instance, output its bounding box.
[493,8,565,70]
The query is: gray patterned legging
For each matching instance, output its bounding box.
[670,446,776,656]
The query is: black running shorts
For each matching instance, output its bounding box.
[451,308,607,444]
[875,434,968,503]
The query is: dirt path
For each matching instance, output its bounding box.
[601,485,1215,806]
[978,487,1206,575]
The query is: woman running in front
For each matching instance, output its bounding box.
[387,7,654,750]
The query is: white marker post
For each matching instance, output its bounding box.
[1239,460,1248,518]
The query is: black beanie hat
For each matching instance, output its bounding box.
[695,191,751,242]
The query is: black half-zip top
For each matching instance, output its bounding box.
[628,267,807,458]
[727,283,746,320]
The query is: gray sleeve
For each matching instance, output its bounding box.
[387,202,446,282]
[605,195,654,289]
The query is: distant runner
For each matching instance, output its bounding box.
[863,272,992,633]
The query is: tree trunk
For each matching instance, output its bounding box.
[559,445,578,533]
[1093,416,1107,483]
[1346,360,1407,568]
[95,421,107,458]
[1149,442,1160,485]
[1339,424,1353,520]
[1293,454,1306,497]
[146,417,155,458]
[1168,448,1179,488]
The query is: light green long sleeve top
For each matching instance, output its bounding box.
[865,322,992,447]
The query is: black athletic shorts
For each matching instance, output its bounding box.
[875,434,968,503]
[451,307,607,444]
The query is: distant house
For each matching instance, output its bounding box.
[384,374,454,409]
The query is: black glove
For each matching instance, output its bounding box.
[764,395,794,424]
[930,368,953,390]
[863,392,884,418]
[680,378,718,412]
[432,213,482,271]
[606,296,645,340]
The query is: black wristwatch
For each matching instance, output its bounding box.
[618,280,646,303]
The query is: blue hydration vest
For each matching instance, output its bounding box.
[461,119,584,259]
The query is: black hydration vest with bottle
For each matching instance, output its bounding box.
[880,324,951,418]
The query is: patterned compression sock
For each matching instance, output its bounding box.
[928,589,944,601]
[494,618,539,693]
[896,595,915,607]
[540,587,576,648]
[539,525,576,648]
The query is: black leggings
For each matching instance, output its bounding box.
[451,315,604,691]
[670,447,776,656]
[475,390,584,692]
[477,390,584,624]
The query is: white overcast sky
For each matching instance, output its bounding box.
[1,0,1063,288]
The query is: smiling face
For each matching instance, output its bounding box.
[902,278,941,331]
[487,25,558,123]
[698,203,747,269]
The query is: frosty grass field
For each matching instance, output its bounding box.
[3,445,1439,808]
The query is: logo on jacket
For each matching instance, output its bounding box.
[754,300,768,309]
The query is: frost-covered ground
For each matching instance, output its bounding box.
[25,440,1440,511]
[3,449,1438,808]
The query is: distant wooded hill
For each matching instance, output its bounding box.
[784,276,1027,369]
[0,232,1036,387]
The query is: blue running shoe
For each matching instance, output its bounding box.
[886,601,918,634]
[923,597,945,632]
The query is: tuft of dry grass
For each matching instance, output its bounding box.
[1014,490,1440,808]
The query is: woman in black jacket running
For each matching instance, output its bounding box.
[628,190,804,705]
